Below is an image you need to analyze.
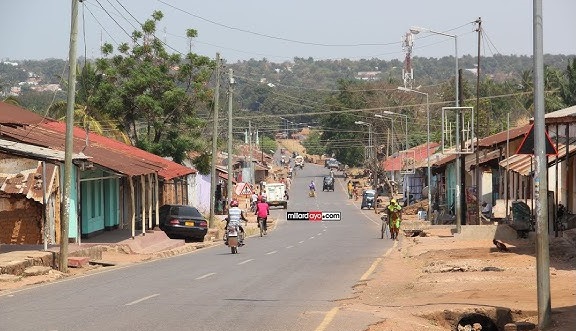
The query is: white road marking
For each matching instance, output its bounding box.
[125,293,159,306]
[238,259,254,265]
[309,236,315,239]
[317,233,322,236]
[266,250,278,255]
[195,272,216,280]
[299,240,305,244]
[286,245,294,249]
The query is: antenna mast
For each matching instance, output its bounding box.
[401,31,415,89]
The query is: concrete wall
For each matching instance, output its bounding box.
[0,196,43,244]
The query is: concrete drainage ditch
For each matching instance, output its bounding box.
[456,313,498,330]
[420,307,537,331]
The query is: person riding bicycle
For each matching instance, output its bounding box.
[387,199,402,240]
[255,196,270,234]
[226,200,248,245]
[309,180,316,197]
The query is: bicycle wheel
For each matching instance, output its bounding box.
[380,222,385,239]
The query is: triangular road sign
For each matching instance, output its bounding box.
[235,182,253,195]
[515,124,557,155]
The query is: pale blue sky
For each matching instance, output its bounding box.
[1,0,575,63]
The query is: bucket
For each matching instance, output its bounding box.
[418,210,427,220]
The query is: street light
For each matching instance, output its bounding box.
[409,26,458,107]
[355,120,376,189]
[354,121,373,161]
[410,25,461,231]
[397,87,431,221]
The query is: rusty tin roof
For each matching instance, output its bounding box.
[0,103,195,179]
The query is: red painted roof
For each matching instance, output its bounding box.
[43,122,195,179]
[0,102,195,179]
[381,142,440,171]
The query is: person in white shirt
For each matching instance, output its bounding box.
[481,201,493,218]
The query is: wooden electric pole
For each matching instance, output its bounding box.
[227,68,234,209]
[209,53,221,228]
[475,18,482,224]
[60,0,80,273]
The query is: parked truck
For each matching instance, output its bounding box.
[265,182,288,209]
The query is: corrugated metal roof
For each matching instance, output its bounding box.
[0,104,196,180]
[381,142,439,171]
[0,102,53,125]
[478,124,531,147]
[0,138,89,161]
[499,142,576,176]
[544,105,576,123]
[42,122,196,179]
[0,162,57,203]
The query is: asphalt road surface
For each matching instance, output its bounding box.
[0,162,393,331]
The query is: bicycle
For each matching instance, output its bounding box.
[380,214,390,239]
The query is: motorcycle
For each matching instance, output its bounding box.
[224,225,240,254]
[223,219,244,254]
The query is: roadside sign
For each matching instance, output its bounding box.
[235,182,253,195]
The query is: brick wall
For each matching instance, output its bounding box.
[0,196,43,244]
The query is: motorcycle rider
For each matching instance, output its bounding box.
[309,180,316,197]
[225,200,248,245]
[255,196,270,234]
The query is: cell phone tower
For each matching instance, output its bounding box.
[401,31,415,89]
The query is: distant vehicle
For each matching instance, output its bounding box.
[322,176,335,191]
[265,182,288,209]
[327,159,340,170]
[294,155,304,169]
[361,189,377,209]
[324,158,336,168]
[158,204,208,240]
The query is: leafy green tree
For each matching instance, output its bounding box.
[261,136,277,155]
[301,130,325,156]
[92,11,215,163]
[560,58,576,107]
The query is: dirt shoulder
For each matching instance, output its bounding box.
[339,225,576,331]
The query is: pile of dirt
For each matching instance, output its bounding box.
[402,199,428,215]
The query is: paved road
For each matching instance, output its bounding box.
[0,163,392,331]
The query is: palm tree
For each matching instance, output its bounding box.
[48,101,131,144]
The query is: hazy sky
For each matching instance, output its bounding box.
[2,0,575,63]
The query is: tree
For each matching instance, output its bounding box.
[301,130,325,156]
[91,11,215,163]
[560,58,576,107]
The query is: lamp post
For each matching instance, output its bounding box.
[355,121,376,188]
[410,25,461,231]
[397,87,431,221]
[354,121,373,161]
[376,111,410,205]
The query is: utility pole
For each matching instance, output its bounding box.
[456,69,464,233]
[227,68,234,210]
[60,0,79,273]
[533,0,551,328]
[248,120,253,184]
[209,53,221,228]
[474,18,482,225]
